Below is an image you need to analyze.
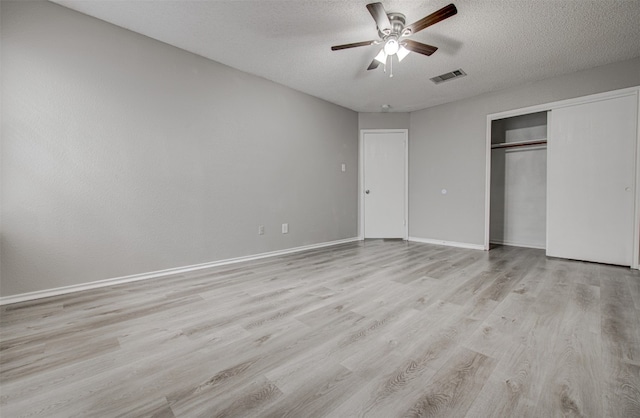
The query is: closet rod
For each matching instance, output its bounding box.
[491,139,547,150]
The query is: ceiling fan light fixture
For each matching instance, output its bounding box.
[374,49,388,64]
[383,36,399,55]
[397,45,410,62]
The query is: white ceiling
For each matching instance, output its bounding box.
[51,0,640,113]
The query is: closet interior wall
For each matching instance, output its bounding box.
[490,111,548,249]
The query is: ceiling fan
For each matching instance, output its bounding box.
[331,3,457,75]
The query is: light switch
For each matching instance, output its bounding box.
[341,163,346,172]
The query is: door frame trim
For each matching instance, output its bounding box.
[484,86,640,269]
[359,129,409,240]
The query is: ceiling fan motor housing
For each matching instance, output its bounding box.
[378,12,407,39]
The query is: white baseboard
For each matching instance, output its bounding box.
[489,240,546,250]
[408,236,485,251]
[0,237,360,306]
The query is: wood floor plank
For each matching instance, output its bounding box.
[627,272,640,311]
[603,358,640,417]
[600,272,640,364]
[209,377,283,418]
[1,241,639,417]
[402,347,497,417]
[261,363,358,418]
[329,350,440,418]
[333,307,477,417]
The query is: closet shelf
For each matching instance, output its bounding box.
[491,139,547,149]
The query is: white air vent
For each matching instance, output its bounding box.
[430,68,467,84]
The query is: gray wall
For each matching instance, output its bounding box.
[358,113,410,130]
[1,1,358,297]
[409,57,640,246]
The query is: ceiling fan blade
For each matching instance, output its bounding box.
[403,39,438,56]
[367,60,381,70]
[405,3,457,35]
[366,2,391,33]
[331,40,376,51]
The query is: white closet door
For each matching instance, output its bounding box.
[363,131,406,239]
[547,94,637,266]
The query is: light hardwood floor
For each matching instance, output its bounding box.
[1,240,639,417]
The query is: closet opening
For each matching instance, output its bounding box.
[489,111,548,250]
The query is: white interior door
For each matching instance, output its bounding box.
[547,94,637,266]
[363,131,407,239]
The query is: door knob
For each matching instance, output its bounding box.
[365,190,370,194]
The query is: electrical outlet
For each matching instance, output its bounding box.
[258,225,264,235]
[282,223,288,234]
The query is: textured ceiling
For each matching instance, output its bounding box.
[51,0,640,113]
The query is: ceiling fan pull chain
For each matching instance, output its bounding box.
[390,55,394,78]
